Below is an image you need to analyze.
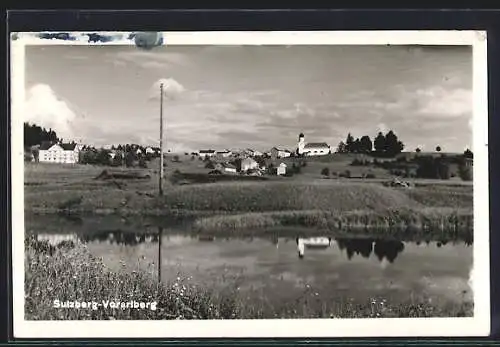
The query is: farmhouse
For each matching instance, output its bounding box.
[241,157,259,172]
[215,162,237,174]
[223,163,237,174]
[277,163,287,176]
[245,148,263,157]
[38,141,80,164]
[216,150,232,159]
[198,149,216,159]
[145,147,155,155]
[297,133,331,156]
[271,147,292,159]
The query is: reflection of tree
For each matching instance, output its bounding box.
[337,238,405,263]
[374,240,404,263]
[336,238,374,260]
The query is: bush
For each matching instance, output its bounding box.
[205,161,215,169]
[459,166,473,181]
[139,158,148,168]
[366,173,376,179]
[351,158,370,166]
[172,155,180,162]
[321,167,330,177]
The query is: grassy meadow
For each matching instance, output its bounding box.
[24,153,473,238]
[25,235,473,320]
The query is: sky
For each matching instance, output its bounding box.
[24,44,473,153]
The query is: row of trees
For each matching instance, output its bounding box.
[24,122,60,147]
[336,130,405,157]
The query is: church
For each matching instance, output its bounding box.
[296,133,331,156]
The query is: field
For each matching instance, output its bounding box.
[24,154,473,237]
[25,235,473,320]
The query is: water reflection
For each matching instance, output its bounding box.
[35,228,472,265]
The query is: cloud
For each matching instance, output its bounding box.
[24,84,77,138]
[149,78,186,101]
[417,87,472,117]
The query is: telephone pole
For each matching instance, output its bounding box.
[159,83,164,196]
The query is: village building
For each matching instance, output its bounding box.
[245,148,263,157]
[297,133,331,156]
[214,162,237,174]
[277,163,287,176]
[198,149,216,159]
[223,163,237,174]
[241,157,259,172]
[145,147,155,155]
[216,150,233,159]
[38,141,81,164]
[271,147,292,160]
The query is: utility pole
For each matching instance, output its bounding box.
[159,83,164,196]
[158,226,163,283]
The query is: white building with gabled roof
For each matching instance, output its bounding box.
[297,133,331,156]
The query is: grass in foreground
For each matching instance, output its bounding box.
[25,236,473,320]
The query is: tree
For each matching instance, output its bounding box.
[416,148,421,153]
[353,138,361,153]
[436,146,442,152]
[459,164,473,181]
[359,135,373,153]
[374,132,386,155]
[345,133,355,153]
[96,149,111,166]
[138,157,147,168]
[24,122,61,147]
[463,148,473,159]
[336,141,348,153]
[125,151,136,167]
[321,167,330,177]
[111,153,123,167]
[384,130,404,157]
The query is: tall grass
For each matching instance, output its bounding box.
[25,236,473,320]
[192,208,473,239]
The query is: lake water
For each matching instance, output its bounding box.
[26,214,473,311]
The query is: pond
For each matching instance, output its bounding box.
[25,214,473,315]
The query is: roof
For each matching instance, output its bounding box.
[39,142,77,151]
[272,147,290,152]
[223,163,237,169]
[60,143,77,151]
[242,157,257,163]
[39,141,55,150]
[304,142,329,149]
[199,149,216,153]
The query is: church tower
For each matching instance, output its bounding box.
[297,133,305,155]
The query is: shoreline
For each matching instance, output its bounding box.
[25,207,473,240]
[25,236,474,320]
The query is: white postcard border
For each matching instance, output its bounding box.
[11,30,490,338]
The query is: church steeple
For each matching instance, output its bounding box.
[297,132,305,155]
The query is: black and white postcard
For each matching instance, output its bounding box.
[11,30,490,338]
